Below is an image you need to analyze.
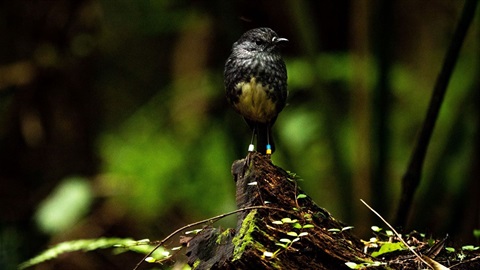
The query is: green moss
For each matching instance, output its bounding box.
[192,259,201,269]
[216,228,232,245]
[230,210,285,268]
[232,210,263,261]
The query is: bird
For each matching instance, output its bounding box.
[224,27,288,155]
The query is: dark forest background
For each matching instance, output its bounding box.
[1,0,479,269]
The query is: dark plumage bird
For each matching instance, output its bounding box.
[224,27,288,155]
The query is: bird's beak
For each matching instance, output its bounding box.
[272,37,288,43]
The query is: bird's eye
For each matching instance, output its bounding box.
[255,40,264,46]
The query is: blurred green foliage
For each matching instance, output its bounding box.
[99,107,236,221]
[35,177,93,234]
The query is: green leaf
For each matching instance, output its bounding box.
[279,238,291,243]
[303,224,314,229]
[263,251,274,257]
[272,220,283,225]
[19,238,168,269]
[345,262,360,269]
[35,177,93,234]
[287,232,298,237]
[462,245,479,251]
[371,242,406,257]
[281,218,298,224]
[345,261,384,269]
[292,223,302,229]
[303,213,312,219]
[371,226,382,232]
[445,247,455,253]
[145,257,156,263]
[296,194,307,199]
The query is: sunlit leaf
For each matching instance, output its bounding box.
[286,232,298,237]
[371,242,406,257]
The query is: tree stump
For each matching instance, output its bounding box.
[185,152,480,269]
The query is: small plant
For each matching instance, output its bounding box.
[361,226,407,256]
[263,216,314,258]
[328,226,354,234]
[461,245,479,251]
[445,245,480,262]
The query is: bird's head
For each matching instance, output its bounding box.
[233,27,288,54]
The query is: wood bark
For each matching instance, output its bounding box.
[185,152,480,269]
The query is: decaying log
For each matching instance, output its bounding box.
[185,152,372,269]
[185,152,480,269]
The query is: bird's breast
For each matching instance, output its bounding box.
[233,77,277,123]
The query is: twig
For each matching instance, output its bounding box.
[361,199,439,269]
[395,0,479,227]
[132,205,291,270]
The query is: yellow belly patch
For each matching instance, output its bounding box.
[234,77,277,123]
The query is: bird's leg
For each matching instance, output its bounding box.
[248,126,256,152]
[266,122,272,156]
[243,128,257,174]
